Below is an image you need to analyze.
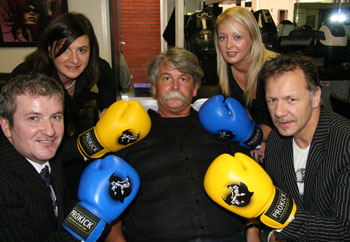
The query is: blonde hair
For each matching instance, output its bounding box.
[215,6,277,106]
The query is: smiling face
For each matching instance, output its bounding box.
[216,18,252,66]
[0,94,64,165]
[265,69,321,142]
[51,35,90,84]
[152,62,198,117]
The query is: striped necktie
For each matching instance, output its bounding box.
[40,165,58,217]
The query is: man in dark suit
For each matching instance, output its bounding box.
[0,73,77,241]
[245,54,350,241]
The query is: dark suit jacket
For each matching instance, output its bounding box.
[265,109,350,242]
[0,137,76,241]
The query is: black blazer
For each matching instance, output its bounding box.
[0,138,77,241]
[265,109,350,242]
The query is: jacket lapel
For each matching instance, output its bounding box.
[303,109,329,208]
[279,137,304,208]
[0,138,57,219]
[49,151,68,223]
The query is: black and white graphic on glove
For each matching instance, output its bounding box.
[109,175,132,202]
[223,182,253,207]
[118,130,139,145]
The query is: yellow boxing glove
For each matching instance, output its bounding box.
[77,100,151,159]
[204,152,296,229]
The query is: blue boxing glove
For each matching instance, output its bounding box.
[63,155,140,242]
[199,95,263,149]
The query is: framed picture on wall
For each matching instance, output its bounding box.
[0,0,68,47]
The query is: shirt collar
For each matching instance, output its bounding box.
[26,158,51,174]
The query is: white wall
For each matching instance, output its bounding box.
[0,0,112,73]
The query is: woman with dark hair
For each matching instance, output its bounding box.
[11,12,116,197]
[1,0,49,42]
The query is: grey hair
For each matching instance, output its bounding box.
[147,47,204,88]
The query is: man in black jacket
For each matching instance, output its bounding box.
[0,73,76,241]
[105,47,249,242]
[246,54,350,241]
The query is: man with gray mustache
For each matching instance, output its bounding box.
[105,47,249,242]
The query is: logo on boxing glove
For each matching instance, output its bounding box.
[64,204,100,239]
[218,130,236,140]
[79,130,104,154]
[223,182,254,207]
[109,174,132,202]
[118,130,139,145]
[264,188,295,224]
[78,129,141,158]
[242,125,263,149]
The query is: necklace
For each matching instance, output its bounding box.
[65,80,76,90]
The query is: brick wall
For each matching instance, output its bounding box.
[121,0,161,86]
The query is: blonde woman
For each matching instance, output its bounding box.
[215,6,278,163]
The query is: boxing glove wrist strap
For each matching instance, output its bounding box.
[242,123,263,149]
[78,128,105,159]
[260,187,296,229]
[63,203,106,242]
